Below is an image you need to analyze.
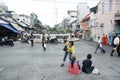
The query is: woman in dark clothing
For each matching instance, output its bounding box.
[82,54,94,74]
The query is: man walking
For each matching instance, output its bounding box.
[94,36,106,54]
[110,34,120,57]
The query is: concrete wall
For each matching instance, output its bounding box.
[68,11,77,24]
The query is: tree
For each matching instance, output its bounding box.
[66,28,72,33]
[47,26,57,33]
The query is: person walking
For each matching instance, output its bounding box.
[42,33,46,51]
[110,34,120,57]
[47,34,50,43]
[94,36,106,54]
[61,41,75,67]
[30,32,34,47]
[82,54,94,74]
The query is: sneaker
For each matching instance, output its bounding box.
[60,63,64,67]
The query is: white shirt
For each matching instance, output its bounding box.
[98,39,102,47]
[98,39,101,44]
[114,37,120,45]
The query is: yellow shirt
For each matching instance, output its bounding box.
[67,45,75,54]
[65,42,69,46]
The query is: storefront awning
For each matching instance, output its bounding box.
[81,25,89,30]
[10,22,25,32]
[0,23,21,34]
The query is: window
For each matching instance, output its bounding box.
[100,23,104,27]
[102,3,104,14]
[100,23,104,35]
[109,0,112,12]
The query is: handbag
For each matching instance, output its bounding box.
[63,46,67,51]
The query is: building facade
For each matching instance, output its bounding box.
[90,0,120,41]
[17,14,31,27]
[0,2,8,11]
[81,13,90,40]
[67,10,77,27]
[77,2,89,21]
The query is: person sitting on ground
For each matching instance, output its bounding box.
[68,55,81,74]
[82,54,94,74]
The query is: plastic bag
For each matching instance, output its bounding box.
[44,43,46,48]
[28,40,31,44]
[92,68,100,75]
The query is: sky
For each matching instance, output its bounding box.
[1,0,100,27]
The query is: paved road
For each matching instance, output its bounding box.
[0,40,120,80]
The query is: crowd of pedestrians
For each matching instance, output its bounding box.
[0,32,120,76]
[60,33,120,75]
[21,32,120,75]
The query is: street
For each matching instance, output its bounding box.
[0,40,120,80]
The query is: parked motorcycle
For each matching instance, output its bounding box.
[0,38,14,47]
[48,37,58,44]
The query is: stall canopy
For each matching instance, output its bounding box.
[0,23,21,34]
[10,22,25,32]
